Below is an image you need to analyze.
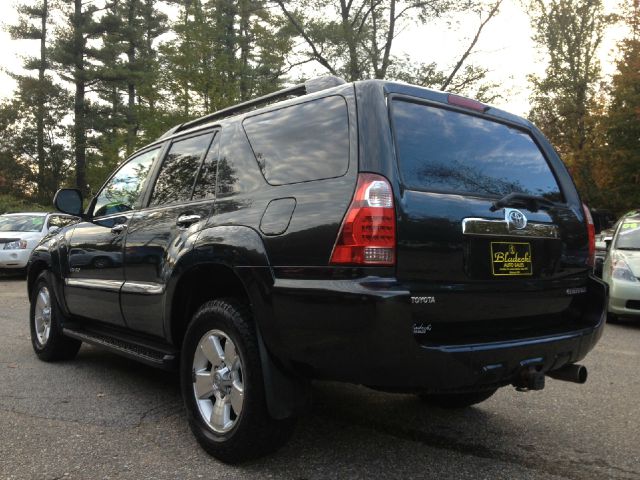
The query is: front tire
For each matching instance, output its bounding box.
[180,299,295,463]
[418,388,498,409]
[29,272,81,361]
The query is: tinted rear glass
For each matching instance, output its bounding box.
[150,132,213,207]
[391,100,562,201]
[243,96,349,185]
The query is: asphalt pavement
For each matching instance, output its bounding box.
[1,276,639,480]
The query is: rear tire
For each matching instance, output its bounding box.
[607,312,619,323]
[29,272,81,361]
[418,388,498,409]
[180,298,295,463]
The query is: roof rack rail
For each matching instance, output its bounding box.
[160,75,347,139]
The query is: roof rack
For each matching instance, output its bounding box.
[160,75,347,139]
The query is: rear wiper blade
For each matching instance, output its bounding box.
[490,193,556,212]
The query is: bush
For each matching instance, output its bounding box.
[0,194,50,214]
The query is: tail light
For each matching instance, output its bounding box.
[330,173,396,265]
[583,203,595,267]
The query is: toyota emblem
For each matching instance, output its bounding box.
[506,208,527,230]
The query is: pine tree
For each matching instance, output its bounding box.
[601,0,640,212]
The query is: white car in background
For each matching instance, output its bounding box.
[0,212,77,274]
[603,210,640,322]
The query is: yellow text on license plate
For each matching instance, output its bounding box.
[490,242,532,276]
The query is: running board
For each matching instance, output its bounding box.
[63,328,178,370]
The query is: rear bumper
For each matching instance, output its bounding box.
[269,274,607,392]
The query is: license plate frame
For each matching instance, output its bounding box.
[490,241,533,276]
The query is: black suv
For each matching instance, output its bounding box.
[28,76,607,463]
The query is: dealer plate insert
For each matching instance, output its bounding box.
[490,242,532,276]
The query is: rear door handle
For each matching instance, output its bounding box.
[111,224,127,234]
[176,214,202,228]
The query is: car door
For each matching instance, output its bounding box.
[121,130,218,336]
[64,146,162,326]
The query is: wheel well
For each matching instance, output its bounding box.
[170,264,250,348]
[27,261,48,295]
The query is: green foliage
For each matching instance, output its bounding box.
[597,0,640,213]
[527,0,613,205]
[0,194,49,214]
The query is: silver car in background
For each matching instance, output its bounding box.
[602,210,640,321]
[0,213,77,274]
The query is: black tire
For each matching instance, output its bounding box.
[607,312,619,324]
[29,272,81,362]
[180,298,295,463]
[418,388,498,409]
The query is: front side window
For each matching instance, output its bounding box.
[47,215,76,229]
[391,99,563,201]
[93,148,159,217]
[150,132,214,207]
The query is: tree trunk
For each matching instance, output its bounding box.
[126,0,137,156]
[73,0,87,195]
[36,0,47,201]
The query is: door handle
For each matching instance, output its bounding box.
[176,214,202,228]
[111,223,128,234]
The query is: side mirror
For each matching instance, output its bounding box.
[53,189,84,216]
[604,238,612,251]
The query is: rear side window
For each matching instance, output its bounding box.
[243,96,349,185]
[150,132,214,207]
[391,100,562,201]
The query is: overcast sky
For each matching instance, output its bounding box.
[0,0,628,117]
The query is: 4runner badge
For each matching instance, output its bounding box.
[413,323,432,334]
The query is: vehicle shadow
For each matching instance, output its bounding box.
[56,346,614,479]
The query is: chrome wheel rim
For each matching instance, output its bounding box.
[34,286,52,346]
[192,329,244,433]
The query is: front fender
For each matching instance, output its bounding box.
[27,226,75,316]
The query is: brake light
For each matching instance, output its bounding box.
[330,173,396,265]
[447,94,487,112]
[583,203,595,267]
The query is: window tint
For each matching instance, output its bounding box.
[94,148,158,217]
[150,132,213,206]
[243,96,349,185]
[193,133,219,200]
[391,100,562,200]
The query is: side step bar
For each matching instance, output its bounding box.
[63,328,178,371]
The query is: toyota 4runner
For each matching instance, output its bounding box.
[27,76,607,463]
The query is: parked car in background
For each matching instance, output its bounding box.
[603,210,640,321]
[594,226,617,277]
[0,213,77,274]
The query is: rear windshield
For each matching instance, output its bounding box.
[391,100,562,201]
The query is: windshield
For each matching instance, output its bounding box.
[616,220,640,250]
[0,215,45,233]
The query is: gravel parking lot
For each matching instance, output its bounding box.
[1,276,639,480]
